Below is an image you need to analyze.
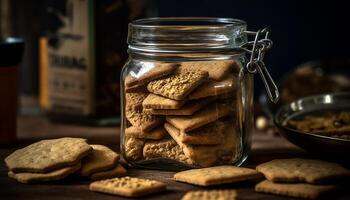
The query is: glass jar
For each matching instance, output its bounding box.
[120,17,278,169]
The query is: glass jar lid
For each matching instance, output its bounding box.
[128,17,247,53]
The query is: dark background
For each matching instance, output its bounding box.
[156,0,350,80]
[6,0,350,97]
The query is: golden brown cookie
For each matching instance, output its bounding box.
[165,120,217,166]
[124,137,144,161]
[166,104,232,132]
[125,126,168,140]
[166,123,238,167]
[142,93,186,109]
[182,190,238,200]
[125,92,148,111]
[5,137,92,173]
[89,176,167,197]
[143,139,193,165]
[125,63,178,88]
[8,163,81,184]
[164,121,225,145]
[255,180,337,199]
[143,97,215,116]
[78,145,119,176]
[147,68,208,100]
[174,165,262,186]
[181,60,237,81]
[256,158,350,184]
[125,107,163,131]
[90,164,127,181]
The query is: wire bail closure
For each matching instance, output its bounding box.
[241,28,279,103]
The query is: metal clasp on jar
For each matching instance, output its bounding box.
[241,28,279,103]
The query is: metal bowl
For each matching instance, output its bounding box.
[274,93,350,158]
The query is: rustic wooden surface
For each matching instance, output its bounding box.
[0,116,349,200]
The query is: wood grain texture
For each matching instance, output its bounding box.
[0,116,349,200]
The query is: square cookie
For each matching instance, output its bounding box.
[256,158,350,184]
[164,121,225,145]
[89,176,166,197]
[142,93,186,109]
[181,60,237,81]
[174,165,262,186]
[182,190,237,200]
[166,104,232,132]
[143,97,215,116]
[143,139,193,165]
[125,92,148,111]
[8,163,81,184]
[125,63,178,88]
[147,68,208,100]
[124,137,144,161]
[125,107,163,132]
[78,145,119,177]
[5,137,92,173]
[90,164,127,181]
[255,180,337,199]
[166,123,238,167]
[125,126,168,140]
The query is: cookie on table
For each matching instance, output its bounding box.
[164,121,225,145]
[166,104,232,132]
[78,145,119,177]
[181,60,237,81]
[256,158,350,184]
[174,165,262,186]
[5,137,92,173]
[89,176,167,197]
[125,126,168,140]
[143,139,193,165]
[142,93,186,109]
[8,163,81,184]
[90,164,127,181]
[143,97,215,116]
[182,190,238,200]
[125,92,148,111]
[125,63,178,88]
[255,180,337,199]
[124,137,145,161]
[189,75,236,99]
[125,107,163,132]
[147,68,208,100]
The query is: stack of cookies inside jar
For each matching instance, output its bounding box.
[122,59,241,168]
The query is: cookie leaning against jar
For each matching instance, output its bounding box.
[122,60,241,168]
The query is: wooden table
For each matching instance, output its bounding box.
[1,116,349,200]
